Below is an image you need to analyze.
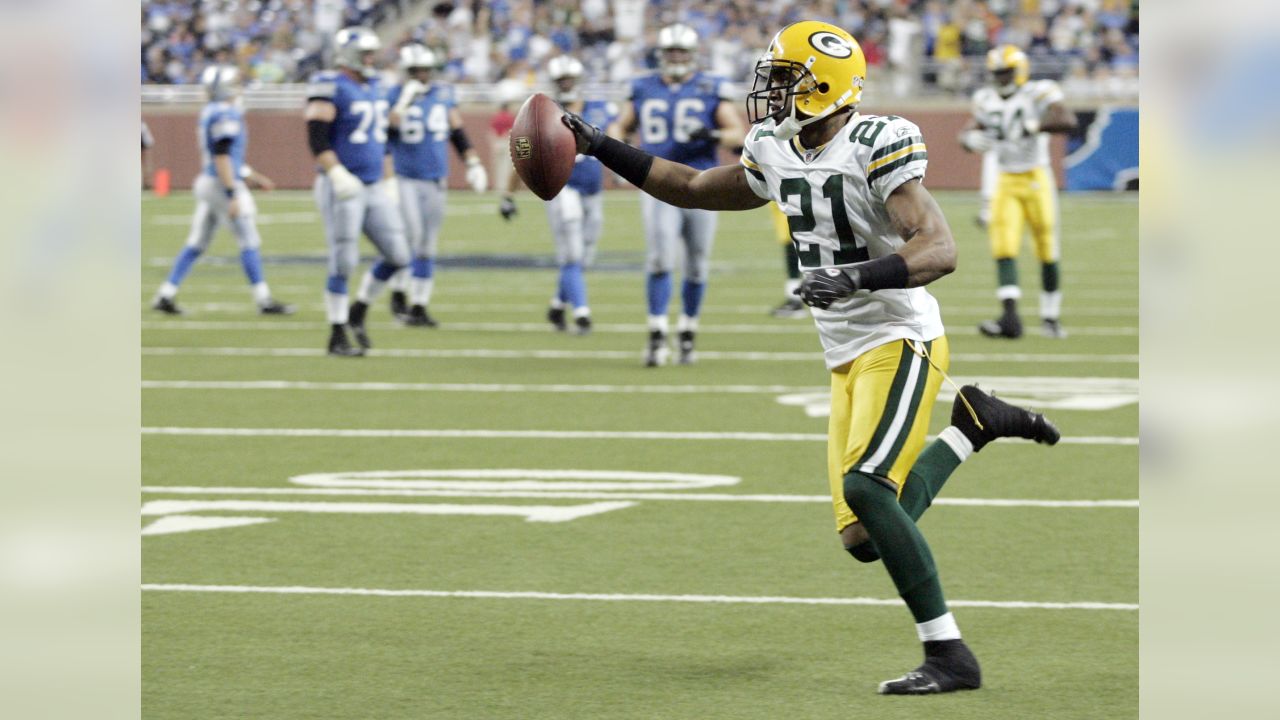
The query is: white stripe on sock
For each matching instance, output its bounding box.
[916,611,962,642]
[937,426,974,462]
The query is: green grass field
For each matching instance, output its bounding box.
[142,189,1137,719]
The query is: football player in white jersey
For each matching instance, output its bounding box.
[960,45,1078,339]
[563,21,1060,695]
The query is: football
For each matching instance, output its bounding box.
[509,93,577,201]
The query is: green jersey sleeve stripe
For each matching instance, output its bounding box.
[869,136,924,162]
[867,152,928,183]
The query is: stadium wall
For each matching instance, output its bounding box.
[142,108,1067,191]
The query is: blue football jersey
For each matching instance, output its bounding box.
[629,72,728,170]
[387,83,456,181]
[566,99,617,195]
[198,101,247,179]
[306,70,389,184]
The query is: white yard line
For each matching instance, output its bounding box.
[141,346,1139,363]
[142,320,1139,336]
[140,484,1138,508]
[140,583,1137,611]
[141,426,1139,445]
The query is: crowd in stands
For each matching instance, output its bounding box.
[142,0,1138,99]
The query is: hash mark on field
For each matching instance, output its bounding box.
[141,426,1139,445]
[142,346,1139,364]
[141,583,1137,611]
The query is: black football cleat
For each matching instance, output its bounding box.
[573,315,592,336]
[878,640,982,696]
[547,306,567,332]
[952,384,1061,452]
[348,300,372,349]
[978,314,1023,339]
[1041,318,1068,339]
[677,330,697,365]
[152,297,183,315]
[644,330,669,367]
[259,300,295,316]
[403,304,438,328]
[389,290,410,321]
[327,325,364,357]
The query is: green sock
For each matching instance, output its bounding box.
[784,243,801,280]
[844,471,950,623]
[899,438,966,520]
[1041,261,1060,292]
[996,257,1018,287]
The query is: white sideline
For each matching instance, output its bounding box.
[140,485,1139,508]
[140,583,1138,611]
[141,426,1139,445]
[142,346,1140,363]
[142,320,1140,337]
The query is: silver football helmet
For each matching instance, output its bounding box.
[200,64,240,102]
[334,26,382,78]
[547,55,584,103]
[657,24,698,80]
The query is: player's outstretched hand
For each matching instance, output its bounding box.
[796,269,857,310]
[465,157,488,192]
[499,195,518,221]
[561,111,605,156]
[687,124,719,143]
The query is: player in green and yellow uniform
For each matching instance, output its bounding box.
[960,45,1078,339]
[562,21,1061,695]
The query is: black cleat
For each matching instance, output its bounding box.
[403,304,438,328]
[978,314,1023,339]
[152,297,183,315]
[644,330,669,367]
[770,297,808,319]
[677,330,696,365]
[259,300,295,316]
[547,306,567,332]
[1041,318,1068,339]
[573,315,592,336]
[878,640,982,695]
[348,300,372,349]
[952,384,1061,452]
[327,325,364,357]
[389,291,410,321]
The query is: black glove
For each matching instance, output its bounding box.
[561,111,606,155]
[499,196,517,221]
[687,124,719,143]
[795,269,857,310]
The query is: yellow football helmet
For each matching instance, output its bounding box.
[747,21,866,141]
[986,44,1030,97]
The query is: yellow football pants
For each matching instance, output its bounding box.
[827,337,950,532]
[989,166,1059,263]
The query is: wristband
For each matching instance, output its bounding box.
[850,253,909,292]
[592,135,655,189]
[449,127,473,155]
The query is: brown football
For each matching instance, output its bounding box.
[509,93,577,201]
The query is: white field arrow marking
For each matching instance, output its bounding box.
[140,499,633,523]
[142,515,276,536]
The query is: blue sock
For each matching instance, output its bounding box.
[647,272,672,317]
[239,248,264,285]
[326,275,347,294]
[411,256,433,279]
[371,260,398,282]
[166,247,202,287]
[559,263,587,309]
[681,279,706,319]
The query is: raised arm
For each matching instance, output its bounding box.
[1037,101,1078,134]
[563,112,766,211]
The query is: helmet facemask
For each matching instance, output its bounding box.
[992,67,1018,97]
[747,55,855,142]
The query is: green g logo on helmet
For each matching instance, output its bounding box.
[808,31,854,59]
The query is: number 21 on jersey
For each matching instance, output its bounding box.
[779,175,868,268]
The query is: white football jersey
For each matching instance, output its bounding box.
[741,113,945,370]
[972,80,1064,173]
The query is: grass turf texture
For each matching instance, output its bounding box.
[143,189,1137,719]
